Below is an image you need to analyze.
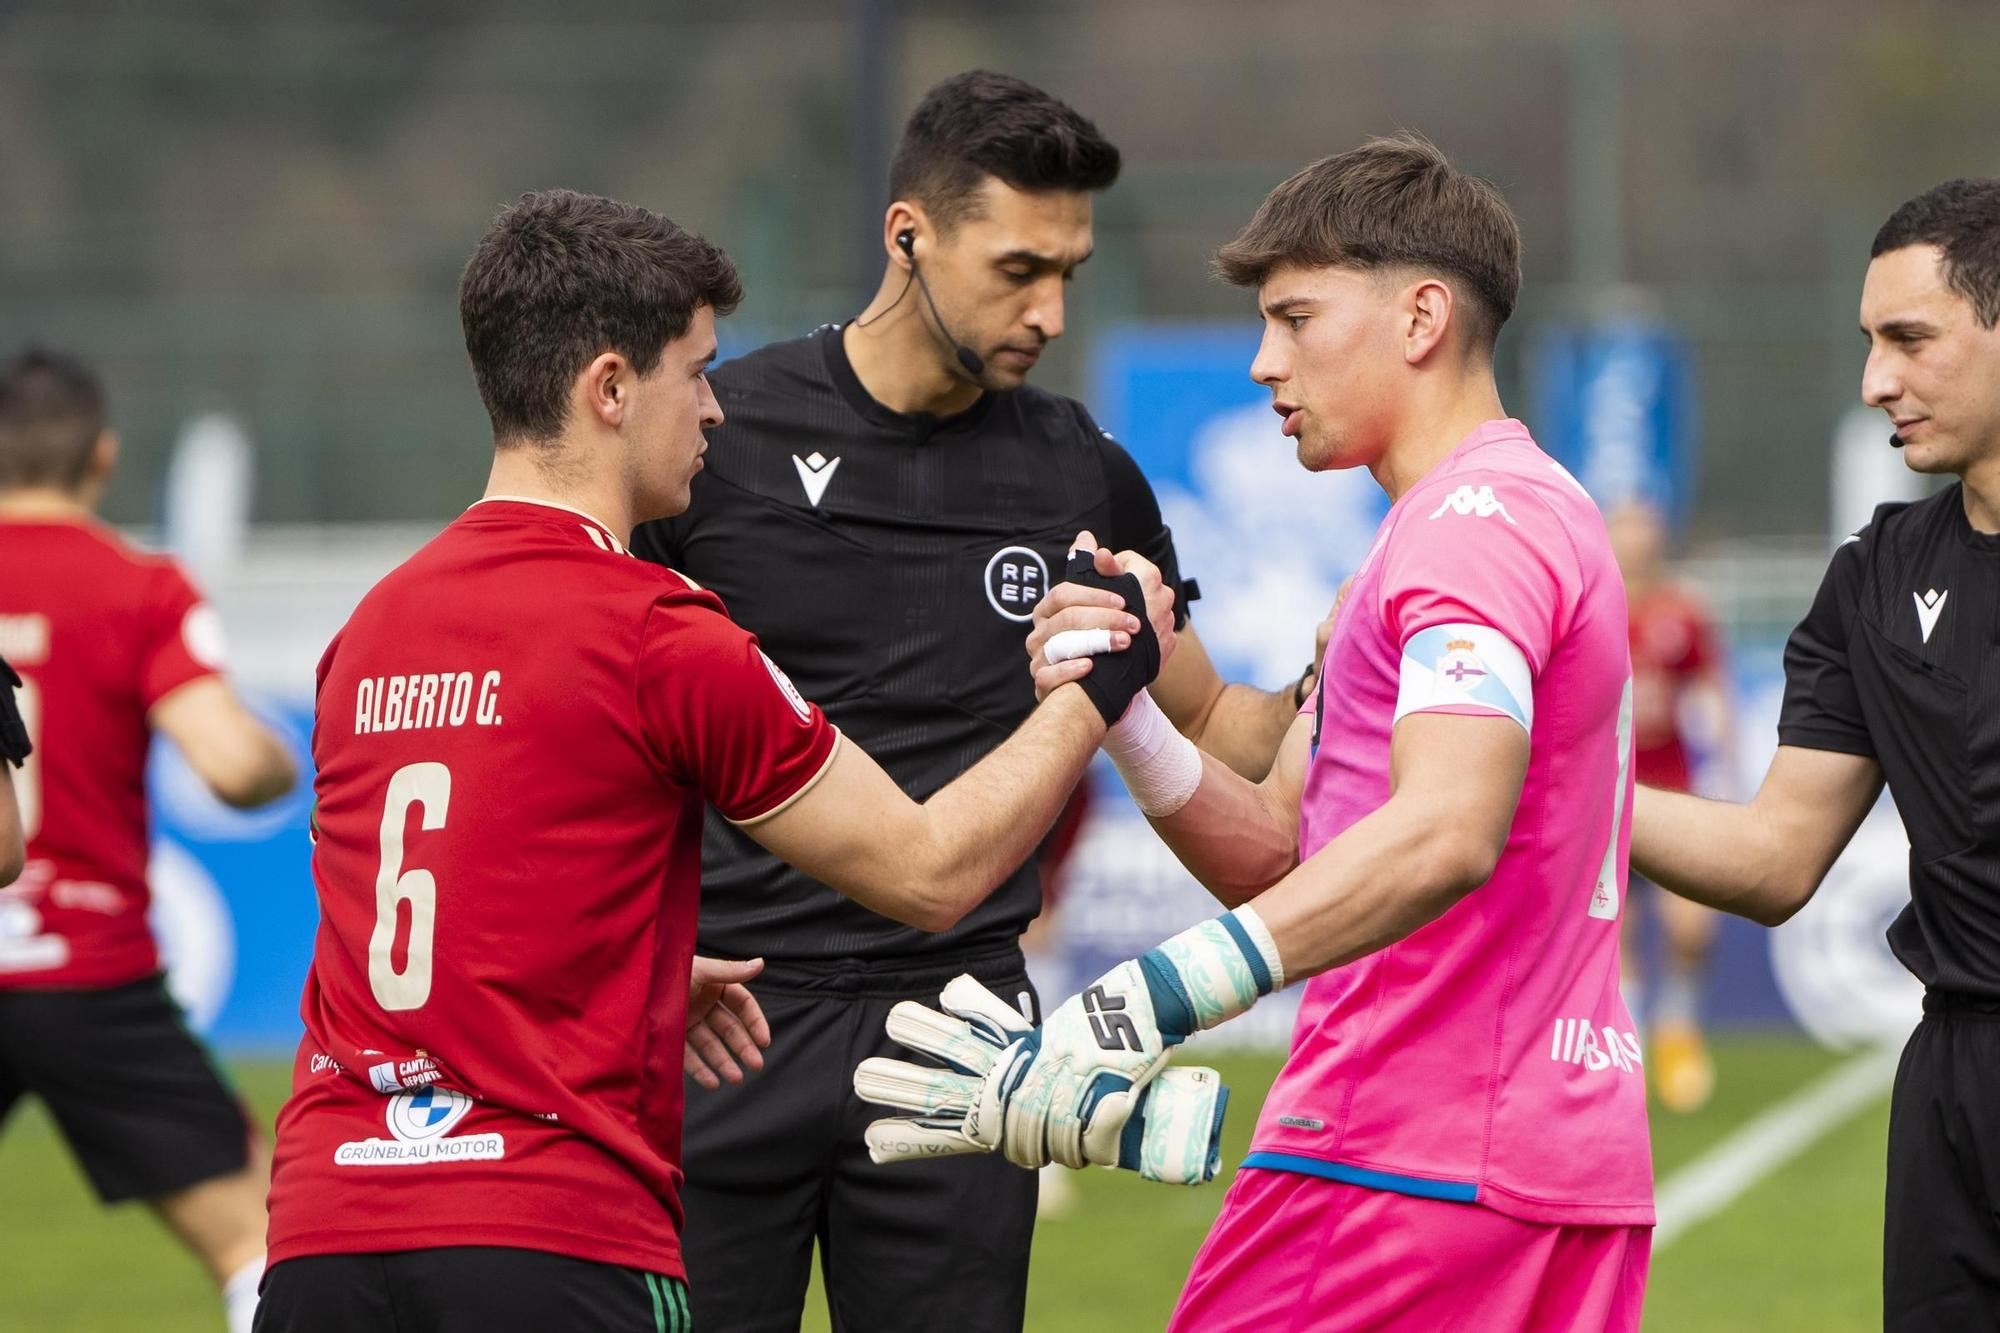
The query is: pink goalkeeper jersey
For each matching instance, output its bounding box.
[1244,418,1652,1227]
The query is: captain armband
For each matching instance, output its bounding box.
[1393,622,1534,732]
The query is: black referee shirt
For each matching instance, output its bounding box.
[632,325,1188,964]
[1779,483,2000,998]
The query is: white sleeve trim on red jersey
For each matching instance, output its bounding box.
[728,728,844,827]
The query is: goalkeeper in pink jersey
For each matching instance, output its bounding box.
[856,136,1651,1332]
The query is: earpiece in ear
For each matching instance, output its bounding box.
[896,230,916,257]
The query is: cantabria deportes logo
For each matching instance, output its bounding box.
[333,1086,505,1167]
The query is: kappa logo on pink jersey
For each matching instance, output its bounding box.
[1427,484,1517,525]
[1550,1018,1643,1075]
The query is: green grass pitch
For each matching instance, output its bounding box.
[0,1037,1882,1331]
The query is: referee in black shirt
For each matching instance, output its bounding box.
[1630,177,2000,1330]
[633,72,1314,1333]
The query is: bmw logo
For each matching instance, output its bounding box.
[386,1086,472,1142]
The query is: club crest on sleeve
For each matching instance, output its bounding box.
[759,650,813,723]
[984,546,1049,623]
[1427,484,1517,525]
[1436,639,1488,695]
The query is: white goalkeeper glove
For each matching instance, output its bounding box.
[853,905,1284,1184]
[853,973,1229,1184]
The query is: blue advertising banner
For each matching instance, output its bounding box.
[147,695,318,1052]
[1530,320,1695,526]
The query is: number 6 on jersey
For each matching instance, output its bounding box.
[368,761,451,1010]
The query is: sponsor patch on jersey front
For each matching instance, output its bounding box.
[333,1086,504,1167]
[1548,1018,1643,1075]
[984,545,1049,623]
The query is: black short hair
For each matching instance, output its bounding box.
[887,71,1120,231]
[1871,178,2000,329]
[458,189,742,444]
[0,348,105,491]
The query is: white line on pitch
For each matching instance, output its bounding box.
[1653,1041,1903,1252]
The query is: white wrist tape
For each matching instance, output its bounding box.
[1103,691,1203,818]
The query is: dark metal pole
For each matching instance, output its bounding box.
[852,0,899,305]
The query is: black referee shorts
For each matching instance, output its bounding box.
[1885,993,2000,1330]
[680,949,1040,1333]
[256,1247,691,1333]
[0,973,254,1203]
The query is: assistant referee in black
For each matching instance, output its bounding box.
[632,72,1311,1333]
[1629,177,2000,1330]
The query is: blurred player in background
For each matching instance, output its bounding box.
[1631,178,2000,1330]
[865,135,1651,1332]
[631,71,1315,1333]
[256,189,1175,1332]
[0,349,297,1333]
[1608,497,1735,1113]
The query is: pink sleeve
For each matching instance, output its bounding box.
[1377,482,1573,673]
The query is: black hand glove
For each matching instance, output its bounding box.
[1062,551,1161,725]
[0,658,30,769]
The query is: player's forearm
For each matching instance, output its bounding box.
[1248,794,1498,982]
[1145,752,1299,907]
[1179,682,1296,782]
[0,766,23,887]
[210,727,298,808]
[904,685,1106,929]
[1630,785,1807,925]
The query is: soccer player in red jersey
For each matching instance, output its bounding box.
[1609,498,1735,1113]
[255,190,1171,1332]
[0,348,298,1333]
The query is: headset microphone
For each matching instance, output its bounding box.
[1890,433,1906,449]
[897,230,985,378]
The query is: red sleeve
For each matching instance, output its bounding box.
[140,561,225,709]
[636,594,839,823]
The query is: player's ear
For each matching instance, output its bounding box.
[1403,278,1455,367]
[884,201,922,270]
[580,351,629,429]
[88,429,120,485]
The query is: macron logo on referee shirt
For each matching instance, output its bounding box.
[1915,588,1948,644]
[793,451,840,507]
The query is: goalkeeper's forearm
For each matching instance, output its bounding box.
[1105,694,1302,906]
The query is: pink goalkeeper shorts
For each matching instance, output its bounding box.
[1168,1167,1651,1332]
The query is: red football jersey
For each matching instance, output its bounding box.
[266,498,838,1279]
[1628,583,1721,792]
[0,516,223,989]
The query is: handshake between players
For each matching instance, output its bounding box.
[854,532,1282,1187]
